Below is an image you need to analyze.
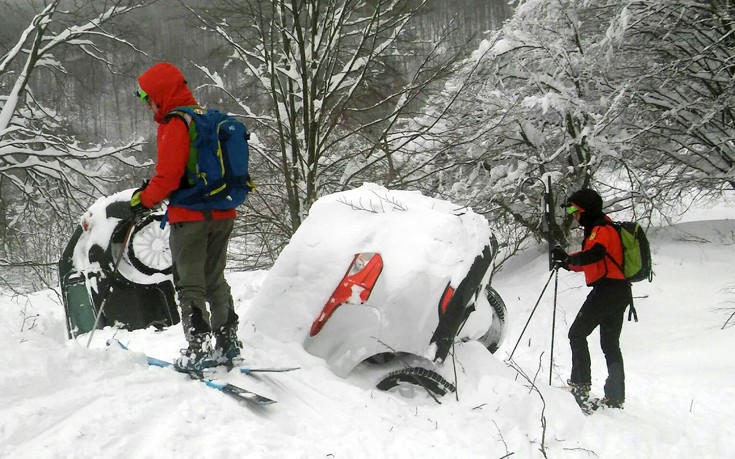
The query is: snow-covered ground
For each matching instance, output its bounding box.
[1,192,734,458]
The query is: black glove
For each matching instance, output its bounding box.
[130,181,150,215]
[551,246,569,269]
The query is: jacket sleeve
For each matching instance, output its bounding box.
[568,242,606,268]
[140,118,190,208]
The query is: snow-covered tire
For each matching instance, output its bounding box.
[376,367,456,397]
[478,285,507,353]
[126,214,172,276]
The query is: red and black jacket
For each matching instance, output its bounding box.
[567,215,625,286]
[137,63,236,224]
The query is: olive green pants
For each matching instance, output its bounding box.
[169,218,237,340]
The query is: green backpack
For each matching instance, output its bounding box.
[606,221,654,321]
[613,221,654,283]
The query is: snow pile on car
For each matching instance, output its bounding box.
[73,189,169,286]
[74,191,128,270]
[249,183,493,344]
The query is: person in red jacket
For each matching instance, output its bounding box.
[129,62,242,372]
[552,188,631,411]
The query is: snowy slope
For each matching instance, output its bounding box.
[1,216,734,458]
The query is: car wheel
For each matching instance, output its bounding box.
[126,214,172,276]
[478,285,507,353]
[376,367,456,397]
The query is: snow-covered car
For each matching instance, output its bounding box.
[249,184,507,397]
[59,189,179,339]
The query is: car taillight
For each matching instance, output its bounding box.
[438,283,454,315]
[309,252,383,337]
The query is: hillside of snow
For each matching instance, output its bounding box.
[1,211,733,458]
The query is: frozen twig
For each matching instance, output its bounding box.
[336,197,379,213]
[19,297,39,343]
[492,420,514,458]
[718,282,735,330]
[336,192,408,214]
[370,191,407,211]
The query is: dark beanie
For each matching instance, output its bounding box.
[569,188,603,213]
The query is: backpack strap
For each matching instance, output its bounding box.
[165,109,193,127]
[603,221,638,322]
[164,107,201,186]
[605,250,638,322]
[603,222,626,278]
[604,252,624,277]
[628,296,638,322]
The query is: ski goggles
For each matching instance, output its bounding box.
[134,87,149,105]
[565,204,581,215]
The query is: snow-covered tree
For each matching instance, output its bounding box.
[425,0,733,255]
[181,0,465,258]
[420,0,631,250]
[614,1,735,195]
[0,0,152,287]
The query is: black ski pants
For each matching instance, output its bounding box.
[568,280,631,404]
[169,218,238,341]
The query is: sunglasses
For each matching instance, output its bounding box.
[134,87,149,105]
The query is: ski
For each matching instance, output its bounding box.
[238,366,300,374]
[145,353,298,375]
[199,366,300,380]
[199,379,276,406]
[108,339,276,406]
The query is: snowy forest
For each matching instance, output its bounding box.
[1,0,733,292]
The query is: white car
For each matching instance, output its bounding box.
[59,189,178,338]
[249,184,507,397]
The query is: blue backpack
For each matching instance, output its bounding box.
[167,106,252,211]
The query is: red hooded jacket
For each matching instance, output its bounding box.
[137,63,236,223]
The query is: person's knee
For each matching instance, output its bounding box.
[569,335,588,353]
[600,332,622,356]
[601,341,623,362]
[568,324,587,343]
[178,285,206,305]
[206,279,231,303]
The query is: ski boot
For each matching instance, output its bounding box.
[213,323,243,368]
[581,397,624,414]
[596,397,624,410]
[174,332,218,375]
[568,381,593,413]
